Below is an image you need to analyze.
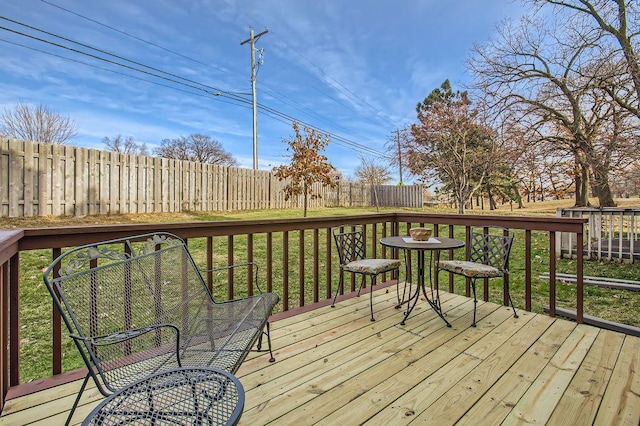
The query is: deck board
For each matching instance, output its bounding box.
[502,324,600,424]
[1,288,640,425]
[548,329,625,425]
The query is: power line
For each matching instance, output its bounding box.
[216,8,391,129]
[0,15,247,100]
[256,103,390,158]
[260,84,351,134]
[0,16,391,158]
[35,3,393,152]
[0,38,252,110]
[279,36,399,128]
[40,0,228,74]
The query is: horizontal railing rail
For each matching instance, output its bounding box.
[0,212,586,411]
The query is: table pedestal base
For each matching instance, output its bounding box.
[399,249,451,327]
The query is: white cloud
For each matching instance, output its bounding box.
[1,0,528,178]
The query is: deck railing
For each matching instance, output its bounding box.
[0,212,586,411]
[558,207,640,263]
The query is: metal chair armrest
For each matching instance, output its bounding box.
[71,323,180,347]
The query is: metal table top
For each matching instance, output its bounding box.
[83,367,244,426]
[380,236,465,251]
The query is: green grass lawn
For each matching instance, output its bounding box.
[4,203,639,383]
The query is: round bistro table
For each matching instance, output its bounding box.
[82,367,244,426]
[380,236,464,327]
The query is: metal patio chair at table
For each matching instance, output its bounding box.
[436,227,518,327]
[43,232,279,425]
[331,225,402,321]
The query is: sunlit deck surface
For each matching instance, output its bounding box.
[1,286,640,425]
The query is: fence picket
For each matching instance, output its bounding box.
[0,138,423,217]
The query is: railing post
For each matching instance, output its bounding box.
[448,225,455,293]
[524,230,532,312]
[549,231,556,318]
[227,236,234,300]
[298,230,305,307]
[206,237,213,292]
[313,228,319,303]
[282,231,289,311]
[576,228,584,323]
[9,253,19,386]
[52,248,62,375]
[1,259,9,409]
[266,233,273,293]
[502,227,509,306]
[325,228,332,300]
[464,227,471,298]
[248,234,254,296]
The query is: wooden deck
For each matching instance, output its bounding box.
[1,287,640,425]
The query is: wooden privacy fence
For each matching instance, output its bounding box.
[0,138,422,217]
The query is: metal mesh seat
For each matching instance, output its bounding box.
[437,227,518,327]
[43,232,279,425]
[331,225,401,321]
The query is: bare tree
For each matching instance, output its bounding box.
[154,134,237,166]
[503,118,575,204]
[0,103,77,144]
[273,121,337,217]
[535,0,640,117]
[468,13,632,207]
[384,127,412,185]
[355,155,393,212]
[355,155,392,186]
[102,135,149,156]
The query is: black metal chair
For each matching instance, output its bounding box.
[331,225,401,321]
[43,232,279,425]
[436,227,518,327]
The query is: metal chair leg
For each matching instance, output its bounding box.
[66,373,91,426]
[369,276,376,321]
[506,287,519,318]
[265,322,276,362]
[471,279,478,327]
[356,275,366,297]
[255,321,276,362]
[395,269,401,308]
[331,271,344,308]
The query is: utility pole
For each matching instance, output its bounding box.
[241,27,268,170]
[395,129,404,184]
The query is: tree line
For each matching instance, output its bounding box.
[0,103,237,167]
[393,0,640,212]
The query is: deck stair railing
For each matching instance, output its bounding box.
[558,207,640,263]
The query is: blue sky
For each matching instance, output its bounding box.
[0,0,528,181]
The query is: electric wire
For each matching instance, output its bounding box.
[260,85,352,134]
[40,0,228,74]
[0,16,391,158]
[39,1,393,142]
[0,15,247,100]
[290,47,399,128]
[0,38,252,110]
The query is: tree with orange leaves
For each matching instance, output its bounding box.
[273,121,337,217]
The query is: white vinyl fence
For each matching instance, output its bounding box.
[558,207,640,263]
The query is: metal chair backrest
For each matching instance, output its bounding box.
[43,233,217,391]
[333,226,366,265]
[469,228,514,273]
